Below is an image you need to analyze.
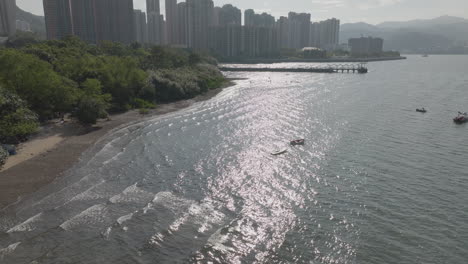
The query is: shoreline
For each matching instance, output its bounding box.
[0,82,234,209]
[219,56,406,64]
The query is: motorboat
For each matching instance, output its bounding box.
[290,139,305,146]
[416,108,427,113]
[271,149,287,156]
[454,112,468,124]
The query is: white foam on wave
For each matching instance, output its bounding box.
[85,136,126,166]
[102,147,126,165]
[7,213,43,233]
[0,242,21,260]
[60,204,108,231]
[102,226,113,240]
[146,192,192,213]
[147,192,225,246]
[109,183,154,204]
[19,173,94,214]
[66,180,107,204]
[117,213,134,225]
[207,226,232,253]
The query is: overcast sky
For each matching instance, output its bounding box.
[16,0,468,24]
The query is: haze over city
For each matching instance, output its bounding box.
[16,0,468,24]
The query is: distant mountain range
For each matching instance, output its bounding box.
[340,16,468,54]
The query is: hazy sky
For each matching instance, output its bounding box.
[16,0,468,24]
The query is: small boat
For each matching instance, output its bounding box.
[271,149,287,156]
[357,67,368,74]
[454,112,468,124]
[416,108,427,113]
[422,54,429,57]
[290,139,305,146]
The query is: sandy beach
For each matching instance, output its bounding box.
[0,86,230,209]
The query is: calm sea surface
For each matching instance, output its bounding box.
[1,55,467,264]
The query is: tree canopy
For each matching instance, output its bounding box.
[0,36,224,139]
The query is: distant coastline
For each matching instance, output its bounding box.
[219,56,407,64]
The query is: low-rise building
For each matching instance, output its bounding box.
[348,37,384,56]
[301,47,326,58]
[16,20,31,32]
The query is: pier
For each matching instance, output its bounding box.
[220,63,368,74]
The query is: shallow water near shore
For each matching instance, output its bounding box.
[1,55,468,263]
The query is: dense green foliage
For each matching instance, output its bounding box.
[0,49,80,119]
[0,87,39,144]
[146,64,225,102]
[0,36,225,135]
[75,97,107,125]
[0,147,7,169]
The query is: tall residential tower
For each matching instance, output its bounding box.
[165,0,178,44]
[0,0,16,37]
[147,0,163,44]
[44,0,135,44]
[43,0,73,40]
[134,9,148,43]
[187,0,214,50]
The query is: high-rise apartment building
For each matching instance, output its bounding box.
[165,0,178,44]
[0,0,16,37]
[44,0,135,44]
[309,22,318,47]
[210,4,242,57]
[43,0,73,40]
[211,24,242,57]
[187,0,214,50]
[257,26,278,57]
[242,26,259,57]
[244,9,275,28]
[288,12,311,49]
[134,10,148,43]
[95,0,135,44]
[70,0,97,43]
[218,4,241,26]
[159,14,166,45]
[146,0,160,14]
[317,18,339,50]
[147,0,163,45]
[244,9,254,26]
[213,7,221,26]
[177,2,188,46]
[241,9,278,57]
[276,16,289,49]
[242,26,278,57]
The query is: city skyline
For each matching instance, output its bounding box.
[39,0,341,58]
[16,0,468,24]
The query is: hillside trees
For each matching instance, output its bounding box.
[0,49,80,119]
[0,86,39,143]
[0,36,225,140]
